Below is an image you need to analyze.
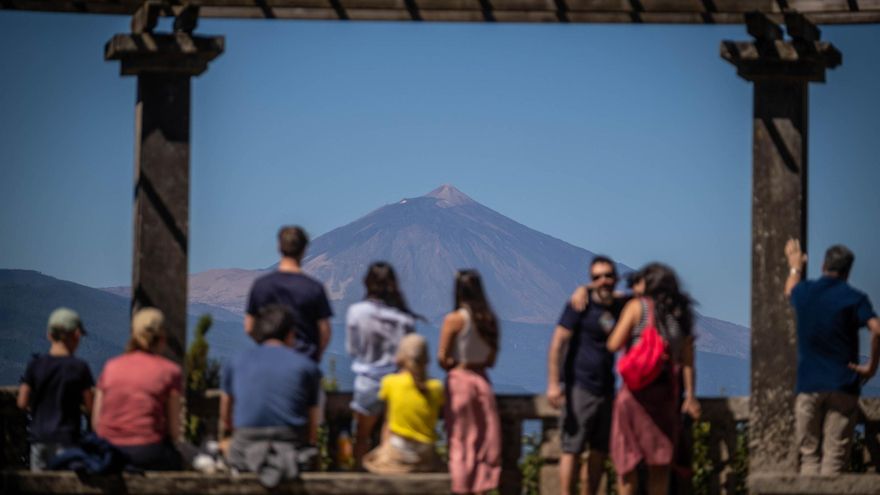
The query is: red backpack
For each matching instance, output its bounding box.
[617,298,668,391]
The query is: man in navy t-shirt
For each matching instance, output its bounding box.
[547,255,626,495]
[245,225,333,363]
[784,239,880,475]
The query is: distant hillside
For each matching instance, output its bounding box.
[695,314,750,359]
[0,270,251,385]
[0,270,129,384]
[2,269,755,395]
[104,269,266,319]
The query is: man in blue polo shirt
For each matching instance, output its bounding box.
[784,239,880,475]
[222,304,321,486]
[547,255,626,495]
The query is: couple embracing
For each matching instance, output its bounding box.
[547,256,700,495]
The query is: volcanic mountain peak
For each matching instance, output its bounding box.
[423,184,476,208]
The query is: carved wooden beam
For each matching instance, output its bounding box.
[4,0,880,23]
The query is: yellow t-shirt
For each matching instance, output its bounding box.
[378,371,444,444]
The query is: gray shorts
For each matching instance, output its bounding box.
[30,443,65,471]
[560,385,612,455]
[350,374,384,416]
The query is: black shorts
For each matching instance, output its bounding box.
[117,440,182,471]
[560,385,612,455]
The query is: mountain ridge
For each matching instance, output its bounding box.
[259,184,626,323]
[98,185,749,359]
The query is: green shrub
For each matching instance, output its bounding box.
[184,314,220,444]
[692,420,714,494]
[520,433,543,495]
[517,420,750,494]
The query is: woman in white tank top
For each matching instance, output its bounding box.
[437,270,501,494]
[451,307,494,366]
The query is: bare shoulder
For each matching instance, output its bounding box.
[622,298,643,319]
[443,310,466,329]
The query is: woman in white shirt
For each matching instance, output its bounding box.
[346,262,419,466]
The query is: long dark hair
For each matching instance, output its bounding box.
[640,263,694,336]
[454,270,499,351]
[364,262,421,319]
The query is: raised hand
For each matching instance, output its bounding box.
[570,285,590,312]
[785,238,807,270]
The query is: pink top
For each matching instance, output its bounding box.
[96,351,182,446]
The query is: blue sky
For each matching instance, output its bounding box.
[1,13,878,328]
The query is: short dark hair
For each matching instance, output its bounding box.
[253,304,296,343]
[824,245,855,278]
[590,255,617,277]
[278,226,309,260]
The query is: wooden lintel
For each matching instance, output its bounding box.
[173,4,200,33]
[4,0,880,24]
[785,11,822,42]
[131,1,163,33]
[105,33,224,75]
[746,11,783,41]
[721,40,842,69]
[119,58,210,75]
[737,61,827,83]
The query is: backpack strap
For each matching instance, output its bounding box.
[642,297,655,328]
[643,297,671,342]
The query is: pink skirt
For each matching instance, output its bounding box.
[610,367,680,476]
[445,368,501,494]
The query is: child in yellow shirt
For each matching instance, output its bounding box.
[363,334,444,473]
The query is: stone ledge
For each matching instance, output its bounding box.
[1,470,452,495]
[749,473,880,495]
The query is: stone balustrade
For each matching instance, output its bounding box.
[3,386,880,494]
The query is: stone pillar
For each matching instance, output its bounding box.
[721,12,840,475]
[748,79,808,475]
[106,8,223,363]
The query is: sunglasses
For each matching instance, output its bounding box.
[591,272,617,281]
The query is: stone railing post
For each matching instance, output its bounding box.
[539,417,560,495]
[499,415,523,495]
[105,2,223,364]
[721,11,840,476]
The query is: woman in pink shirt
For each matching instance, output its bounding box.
[92,308,183,470]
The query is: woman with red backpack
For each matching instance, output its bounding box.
[606,263,701,495]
